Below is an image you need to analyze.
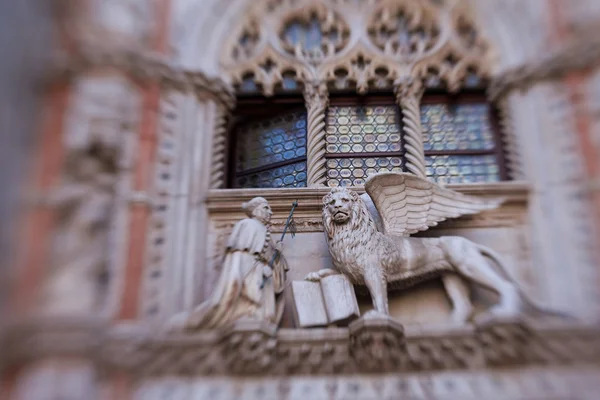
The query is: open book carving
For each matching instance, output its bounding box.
[291,273,360,328]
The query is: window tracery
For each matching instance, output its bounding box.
[280,7,350,64]
[218,0,502,189]
[367,1,441,59]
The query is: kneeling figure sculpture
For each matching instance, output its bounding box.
[308,172,529,323]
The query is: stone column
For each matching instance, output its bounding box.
[142,79,234,319]
[303,81,329,187]
[209,104,229,189]
[395,78,426,177]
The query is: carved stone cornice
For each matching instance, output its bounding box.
[206,182,531,231]
[4,315,600,377]
[48,47,235,109]
[87,319,600,377]
[489,36,600,101]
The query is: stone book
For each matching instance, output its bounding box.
[291,274,360,328]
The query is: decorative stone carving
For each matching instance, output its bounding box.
[303,81,329,186]
[348,314,405,372]
[404,326,483,370]
[367,0,440,59]
[6,316,600,377]
[46,143,118,316]
[309,172,553,324]
[221,0,494,96]
[279,5,350,65]
[167,197,288,331]
[475,317,533,367]
[44,76,134,317]
[229,18,262,64]
[220,319,279,375]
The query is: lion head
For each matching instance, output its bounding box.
[322,187,377,240]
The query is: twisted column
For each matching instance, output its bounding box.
[395,78,426,177]
[210,104,228,188]
[497,97,525,180]
[304,82,329,187]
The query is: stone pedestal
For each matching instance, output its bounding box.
[348,313,405,372]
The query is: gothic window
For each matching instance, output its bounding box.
[421,93,505,184]
[231,99,308,188]
[325,96,405,187]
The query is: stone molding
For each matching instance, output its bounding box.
[4,316,599,377]
[489,36,600,101]
[49,47,235,109]
[206,182,531,232]
[221,0,494,95]
[1,316,105,368]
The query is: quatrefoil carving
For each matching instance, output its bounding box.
[279,6,350,65]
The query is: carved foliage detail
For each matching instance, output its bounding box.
[348,316,405,372]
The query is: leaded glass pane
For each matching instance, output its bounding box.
[236,110,307,172]
[236,161,307,188]
[425,155,500,184]
[421,103,495,151]
[235,109,307,189]
[326,105,401,154]
[326,156,403,187]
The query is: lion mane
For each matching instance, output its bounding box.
[321,187,450,291]
[322,187,393,285]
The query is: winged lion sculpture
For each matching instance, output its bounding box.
[307,172,543,323]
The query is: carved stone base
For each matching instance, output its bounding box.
[475,316,532,367]
[348,313,405,372]
[220,319,278,375]
[5,318,600,377]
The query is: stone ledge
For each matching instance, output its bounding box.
[207,181,532,231]
[6,316,595,377]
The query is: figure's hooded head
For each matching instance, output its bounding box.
[242,197,272,224]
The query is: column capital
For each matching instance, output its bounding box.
[394,76,424,104]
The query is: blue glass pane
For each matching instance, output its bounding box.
[425,155,500,184]
[236,161,308,188]
[421,103,495,151]
[326,156,404,187]
[236,110,307,172]
[326,105,401,154]
[235,110,308,188]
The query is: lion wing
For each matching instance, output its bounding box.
[364,172,503,236]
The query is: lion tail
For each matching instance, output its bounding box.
[475,244,575,321]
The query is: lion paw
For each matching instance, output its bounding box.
[304,272,322,282]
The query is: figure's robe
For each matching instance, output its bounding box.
[181,218,288,330]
